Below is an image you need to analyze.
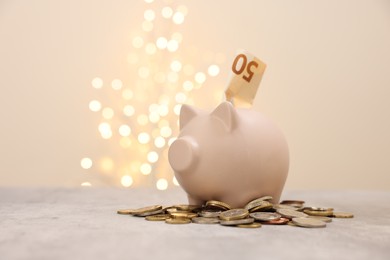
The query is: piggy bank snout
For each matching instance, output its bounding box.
[168,137,198,172]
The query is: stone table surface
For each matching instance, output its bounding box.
[1,187,389,260]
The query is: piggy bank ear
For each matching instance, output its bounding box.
[180,104,199,130]
[211,101,237,132]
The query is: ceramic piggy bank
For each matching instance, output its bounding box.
[168,101,289,208]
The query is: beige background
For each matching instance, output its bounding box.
[0,0,389,190]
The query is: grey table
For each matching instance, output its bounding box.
[1,188,389,260]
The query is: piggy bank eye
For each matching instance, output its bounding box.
[168,137,198,172]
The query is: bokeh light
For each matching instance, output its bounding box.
[156,178,168,190]
[80,158,93,169]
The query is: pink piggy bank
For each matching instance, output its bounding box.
[168,101,289,208]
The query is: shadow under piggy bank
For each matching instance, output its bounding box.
[168,101,289,208]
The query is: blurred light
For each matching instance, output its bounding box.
[167,72,178,83]
[102,107,114,119]
[89,100,101,112]
[138,66,150,78]
[183,64,194,75]
[208,64,220,76]
[127,52,138,64]
[144,9,156,21]
[140,163,152,175]
[149,103,159,113]
[156,178,168,190]
[123,105,135,116]
[137,114,149,125]
[118,124,131,137]
[158,95,170,105]
[91,77,103,89]
[182,80,194,91]
[161,6,173,18]
[138,132,150,144]
[100,157,114,172]
[154,136,166,148]
[145,43,157,54]
[80,158,93,169]
[142,21,154,32]
[121,175,133,187]
[175,92,186,103]
[173,176,180,186]
[168,137,177,146]
[195,72,206,84]
[147,151,159,163]
[172,12,184,24]
[173,104,182,115]
[111,79,123,90]
[156,37,168,49]
[170,60,182,72]
[122,89,133,100]
[132,36,144,48]
[120,137,132,148]
[158,105,169,116]
[144,0,154,3]
[81,182,91,187]
[154,72,166,83]
[171,32,183,43]
[167,40,178,52]
[160,126,172,138]
[149,112,160,123]
[98,122,112,139]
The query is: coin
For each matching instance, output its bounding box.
[244,196,273,210]
[276,209,308,219]
[303,209,333,217]
[198,210,222,218]
[219,209,249,221]
[280,200,305,205]
[307,216,332,223]
[117,209,135,215]
[292,217,326,228]
[170,212,198,219]
[250,212,281,222]
[128,205,163,215]
[206,200,232,211]
[134,209,164,217]
[261,217,289,225]
[220,218,254,226]
[287,221,298,227]
[249,201,273,212]
[145,214,170,221]
[192,217,220,224]
[173,204,201,212]
[303,207,334,212]
[332,212,354,218]
[165,218,191,224]
[273,204,298,211]
[237,222,262,228]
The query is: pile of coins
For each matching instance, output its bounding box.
[117,196,353,229]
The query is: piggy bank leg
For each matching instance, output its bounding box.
[187,195,204,206]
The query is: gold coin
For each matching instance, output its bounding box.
[273,204,298,211]
[206,200,232,211]
[129,205,163,215]
[134,209,164,217]
[261,217,289,225]
[249,201,273,212]
[276,209,308,219]
[303,209,333,217]
[237,222,262,228]
[192,217,220,224]
[332,212,354,218]
[220,218,254,226]
[292,217,326,228]
[307,216,332,223]
[165,218,191,224]
[280,200,305,205]
[173,204,201,212]
[117,209,135,215]
[245,196,273,210]
[287,221,298,227]
[303,207,334,212]
[250,212,281,222]
[219,209,249,221]
[145,214,170,221]
[170,212,198,219]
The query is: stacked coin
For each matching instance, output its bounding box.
[117,196,354,229]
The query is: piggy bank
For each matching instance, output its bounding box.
[168,101,289,208]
